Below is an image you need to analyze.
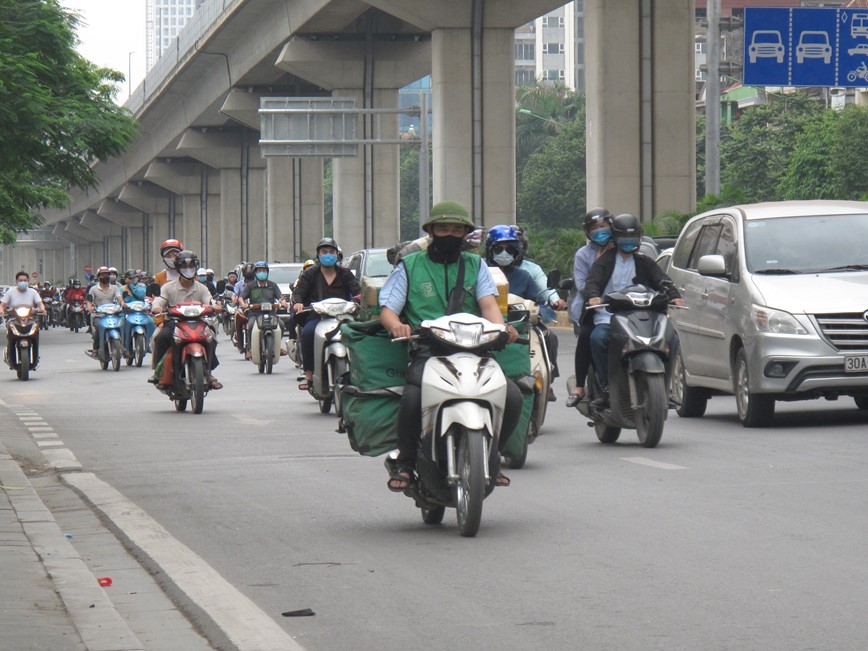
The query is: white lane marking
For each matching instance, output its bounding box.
[63,473,305,651]
[233,414,273,426]
[621,457,688,470]
[27,426,53,431]
[32,433,58,439]
[36,440,64,447]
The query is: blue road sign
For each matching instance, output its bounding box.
[744,8,868,87]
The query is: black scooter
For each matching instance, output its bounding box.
[576,284,678,448]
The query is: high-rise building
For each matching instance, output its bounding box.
[515,1,586,91]
[145,0,205,70]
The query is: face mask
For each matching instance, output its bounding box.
[590,228,611,245]
[109,275,117,283]
[492,250,515,267]
[617,237,640,253]
[198,275,207,282]
[428,235,464,263]
[255,271,268,281]
[318,253,338,267]
[17,281,28,290]
[98,277,109,285]
[179,267,196,279]
[163,256,176,268]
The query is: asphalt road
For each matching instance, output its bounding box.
[4,325,868,651]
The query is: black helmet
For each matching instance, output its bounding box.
[174,250,200,271]
[123,269,137,280]
[315,237,340,255]
[583,208,614,238]
[611,214,644,252]
[241,261,256,281]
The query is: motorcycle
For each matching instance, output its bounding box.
[847,62,868,83]
[123,300,154,368]
[502,298,553,469]
[303,298,356,414]
[92,303,125,371]
[217,291,236,338]
[68,299,85,332]
[248,302,282,374]
[40,298,54,328]
[153,301,214,414]
[575,284,677,448]
[383,313,514,538]
[49,297,63,327]
[4,306,40,381]
[233,308,248,356]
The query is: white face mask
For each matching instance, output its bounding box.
[179,267,196,279]
[163,256,176,269]
[492,250,515,267]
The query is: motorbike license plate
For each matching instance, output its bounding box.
[844,355,868,373]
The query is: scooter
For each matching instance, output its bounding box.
[92,303,125,372]
[41,298,54,328]
[305,298,356,414]
[248,302,281,374]
[217,290,236,338]
[383,313,512,538]
[153,301,214,414]
[4,306,40,381]
[68,299,85,332]
[502,297,553,469]
[49,297,63,327]
[123,300,154,368]
[576,284,677,448]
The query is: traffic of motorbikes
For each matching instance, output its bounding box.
[2,209,681,537]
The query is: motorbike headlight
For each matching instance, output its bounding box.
[429,321,502,348]
[260,303,272,312]
[180,305,205,318]
[750,304,808,335]
[14,307,31,318]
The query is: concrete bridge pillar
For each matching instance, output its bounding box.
[585,0,695,217]
[266,157,324,263]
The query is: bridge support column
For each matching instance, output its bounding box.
[585,0,695,218]
[266,157,324,263]
[431,27,515,227]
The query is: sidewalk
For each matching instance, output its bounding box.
[0,439,144,651]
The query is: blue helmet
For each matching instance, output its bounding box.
[485,225,522,269]
[253,260,269,271]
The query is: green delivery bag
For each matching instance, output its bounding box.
[491,341,534,462]
[341,320,410,391]
[341,387,402,456]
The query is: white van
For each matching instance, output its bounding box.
[667,201,868,427]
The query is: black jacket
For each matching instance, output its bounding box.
[581,249,680,321]
[292,264,361,306]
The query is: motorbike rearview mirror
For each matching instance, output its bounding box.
[546,269,562,289]
[558,278,575,291]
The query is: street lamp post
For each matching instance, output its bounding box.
[128,51,135,98]
[517,107,567,129]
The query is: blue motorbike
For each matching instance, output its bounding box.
[123,301,155,367]
[93,303,124,371]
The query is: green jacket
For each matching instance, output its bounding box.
[401,251,481,329]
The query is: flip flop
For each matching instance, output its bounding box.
[298,382,309,390]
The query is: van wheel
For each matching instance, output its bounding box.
[734,348,775,428]
[671,348,707,418]
[854,396,868,410]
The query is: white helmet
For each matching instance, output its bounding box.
[196,267,207,276]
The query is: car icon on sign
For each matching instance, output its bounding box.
[848,44,868,56]
[749,30,785,64]
[796,31,832,64]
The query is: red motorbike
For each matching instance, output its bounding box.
[154,301,214,414]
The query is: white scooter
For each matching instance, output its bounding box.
[385,313,512,538]
[248,302,282,375]
[306,298,356,414]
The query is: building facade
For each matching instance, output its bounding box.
[145,0,205,70]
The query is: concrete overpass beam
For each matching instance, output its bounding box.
[97,199,144,229]
[585,0,695,217]
[65,219,102,244]
[220,89,263,131]
[176,128,265,171]
[80,211,122,238]
[117,183,171,216]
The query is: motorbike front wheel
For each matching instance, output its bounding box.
[331,357,348,418]
[134,334,146,368]
[421,505,446,525]
[635,372,666,448]
[262,332,274,375]
[455,428,486,538]
[188,357,206,414]
[16,344,29,381]
[110,338,122,372]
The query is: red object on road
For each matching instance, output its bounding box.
[97,577,112,587]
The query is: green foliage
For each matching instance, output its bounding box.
[399,144,432,241]
[522,225,585,278]
[516,116,586,230]
[829,105,868,200]
[323,159,333,237]
[0,0,138,243]
[777,111,838,200]
[719,93,822,203]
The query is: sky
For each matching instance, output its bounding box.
[61,0,148,102]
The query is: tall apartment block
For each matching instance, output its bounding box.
[145,0,205,70]
[515,1,586,91]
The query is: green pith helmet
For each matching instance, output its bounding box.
[422,200,475,232]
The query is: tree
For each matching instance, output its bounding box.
[777,111,838,200]
[719,93,822,203]
[828,105,868,200]
[516,116,586,230]
[0,0,137,243]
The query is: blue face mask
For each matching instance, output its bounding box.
[17,281,28,290]
[617,237,640,253]
[590,228,611,246]
[319,253,338,267]
[255,271,268,281]
[198,275,207,282]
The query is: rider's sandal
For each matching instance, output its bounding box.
[387,467,413,492]
[495,473,511,487]
[298,382,309,391]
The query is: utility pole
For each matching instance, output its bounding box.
[705,0,721,196]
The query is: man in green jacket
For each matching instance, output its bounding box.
[379,200,520,492]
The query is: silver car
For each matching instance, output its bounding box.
[667,200,868,427]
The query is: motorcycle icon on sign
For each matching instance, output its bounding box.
[847,61,868,82]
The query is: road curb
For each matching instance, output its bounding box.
[0,441,145,651]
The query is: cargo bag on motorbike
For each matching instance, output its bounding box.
[339,320,410,456]
[491,341,534,460]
